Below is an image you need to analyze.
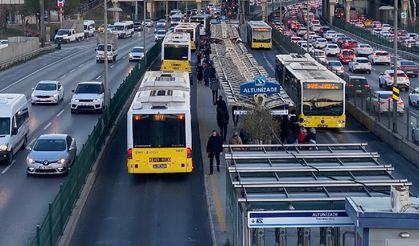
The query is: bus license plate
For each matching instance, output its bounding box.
[317,124,328,127]
[153,164,167,169]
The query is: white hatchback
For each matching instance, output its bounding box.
[324,43,340,56]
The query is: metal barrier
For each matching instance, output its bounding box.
[332,17,419,57]
[30,41,162,246]
[272,29,305,55]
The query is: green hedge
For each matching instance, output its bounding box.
[30,41,162,246]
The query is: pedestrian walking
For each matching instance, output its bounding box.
[210,78,219,104]
[229,132,243,150]
[197,51,202,65]
[215,95,227,112]
[203,63,211,86]
[196,64,203,83]
[206,130,223,174]
[304,128,317,144]
[231,105,240,126]
[297,126,307,144]
[217,109,229,142]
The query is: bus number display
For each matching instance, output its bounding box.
[304,83,341,90]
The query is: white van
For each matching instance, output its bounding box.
[84,20,96,37]
[113,21,134,38]
[0,94,30,164]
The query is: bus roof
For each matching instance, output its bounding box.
[190,14,211,19]
[174,22,199,30]
[163,32,190,45]
[247,21,272,29]
[129,71,190,112]
[276,54,345,83]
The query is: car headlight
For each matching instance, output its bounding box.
[58,158,66,165]
[129,53,133,58]
[53,93,59,98]
[0,144,8,151]
[27,157,35,164]
[71,98,79,102]
[94,98,102,102]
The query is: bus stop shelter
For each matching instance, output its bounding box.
[223,143,412,246]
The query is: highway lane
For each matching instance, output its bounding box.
[69,64,212,245]
[0,29,156,246]
[249,44,419,196]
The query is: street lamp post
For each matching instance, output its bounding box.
[392,0,399,133]
[306,0,310,54]
[143,0,147,65]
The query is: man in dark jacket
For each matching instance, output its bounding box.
[206,130,223,174]
[215,95,227,112]
[217,108,229,143]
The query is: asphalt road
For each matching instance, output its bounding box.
[249,43,419,196]
[0,28,156,246]
[69,60,212,245]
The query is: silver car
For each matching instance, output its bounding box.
[26,134,77,175]
[409,87,419,107]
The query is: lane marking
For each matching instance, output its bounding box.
[2,160,16,174]
[340,130,370,133]
[210,175,227,232]
[110,65,114,68]
[59,74,66,79]
[43,122,52,130]
[28,138,36,147]
[96,75,102,80]
[1,49,86,93]
[57,109,65,117]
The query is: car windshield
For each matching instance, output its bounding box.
[33,139,66,151]
[36,83,56,91]
[114,25,125,31]
[357,59,369,63]
[132,47,144,53]
[157,30,166,34]
[400,61,416,66]
[343,51,353,55]
[0,117,10,135]
[328,44,338,48]
[378,93,392,99]
[376,52,388,56]
[388,72,405,77]
[75,84,103,94]
[350,78,367,84]
[97,44,112,52]
[328,61,342,66]
[360,44,370,48]
[56,30,69,35]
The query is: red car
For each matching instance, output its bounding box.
[339,49,356,64]
[342,39,359,50]
[336,37,351,47]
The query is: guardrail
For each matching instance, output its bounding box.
[272,28,305,54]
[30,41,162,246]
[0,45,55,71]
[330,17,419,61]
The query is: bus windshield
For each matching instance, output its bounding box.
[302,83,344,116]
[252,30,271,42]
[190,17,204,25]
[176,29,193,40]
[132,114,186,148]
[164,44,189,60]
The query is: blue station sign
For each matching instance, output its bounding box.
[216,16,230,23]
[240,76,280,96]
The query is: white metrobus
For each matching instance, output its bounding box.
[275,53,346,128]
[161,32,191,72]
[127,71,192,174]
[190,14,211,36]
[174,22,200,51]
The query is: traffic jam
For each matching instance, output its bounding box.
[271,1,419,117]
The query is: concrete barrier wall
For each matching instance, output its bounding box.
[346,102,419,168]
[0,37,39,63]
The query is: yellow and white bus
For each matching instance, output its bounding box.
[174,22,200,51]
[161,32,191,72]
[127,71,192,174]
[275,54,346,128]
[247,21,272,49]
[190,14,211,36]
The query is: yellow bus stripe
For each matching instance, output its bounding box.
[210,175,227,232]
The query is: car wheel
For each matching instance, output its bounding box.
[409,97,413,106]
[379,80,382,88]
[5,151,12,165]
[367,70,371,74]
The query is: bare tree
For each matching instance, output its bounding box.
[239,106,281,144]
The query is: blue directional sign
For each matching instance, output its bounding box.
[216,16,230,23]
[240,76,280,96]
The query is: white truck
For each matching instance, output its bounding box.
[54,20,85,43]
[95,32,118,63]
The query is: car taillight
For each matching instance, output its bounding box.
[377,101,386,105]
[398,101,405,106]
[187,147,192,158]
[364,84,370,88]
[348,84,354,87]
[128,148,132,159]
